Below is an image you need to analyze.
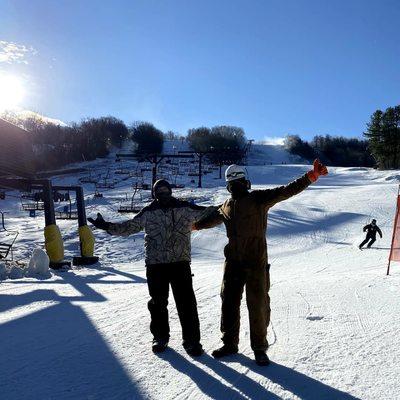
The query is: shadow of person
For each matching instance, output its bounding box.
[84,263,147,283]
[230,354,362,400]
[0,302,145,400]
[160,350,281,399]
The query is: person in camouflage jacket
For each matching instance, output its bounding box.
[193,160,328,366]
[89,179,216,356]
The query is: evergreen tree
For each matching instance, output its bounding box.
[364,106,400,169]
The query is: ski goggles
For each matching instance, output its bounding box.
[226,171,246,181]
[154,186,171,196]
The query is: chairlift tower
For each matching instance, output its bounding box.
[116,153,194,196]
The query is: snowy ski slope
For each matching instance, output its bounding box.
[1,154,400,400]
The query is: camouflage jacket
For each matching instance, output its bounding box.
[107,198,215,265]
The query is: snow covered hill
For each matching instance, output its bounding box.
[1,156,400,399]
[248,143,306,165]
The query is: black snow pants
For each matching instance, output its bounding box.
[359,234,376,248]
[146,261,200,345]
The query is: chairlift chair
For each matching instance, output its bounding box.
[0,211,19,261]
[95,178,116,189]
[115,161,131,175]
[118,184,146,213]
[79,169,98,184]
[20,191,45,211]
[54,190,79,220]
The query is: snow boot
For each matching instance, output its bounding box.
[254,351,270,366]
[211,344,239,358]
[184,342,204,357]
[152,338,168,353]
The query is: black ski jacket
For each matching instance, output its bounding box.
[363,224,382,239]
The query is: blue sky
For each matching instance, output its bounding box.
[0,0,399,142]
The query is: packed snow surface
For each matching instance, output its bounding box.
[1,155,399,400]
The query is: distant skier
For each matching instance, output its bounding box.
[359,219,382,249]
[88,179,215,356]
[193,159,328,366]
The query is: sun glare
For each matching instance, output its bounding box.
[0,74,25,112]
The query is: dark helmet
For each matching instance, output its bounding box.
[371,219,377,224]
[153,179,172,196]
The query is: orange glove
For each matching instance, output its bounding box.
[307,159,328,182]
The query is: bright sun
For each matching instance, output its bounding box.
[0,74,25,112]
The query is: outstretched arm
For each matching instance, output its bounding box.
[193,207,224,230]
[185,203,219,222]
[377,227,383,238]
[89,212,145,237]
[253,159,328,207]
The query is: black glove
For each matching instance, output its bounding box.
[88,213,111,231]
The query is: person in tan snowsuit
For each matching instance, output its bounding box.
[193,160,328,365]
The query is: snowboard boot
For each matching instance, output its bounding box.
[152,338,168,353]
[183,342,204,357]
[254,350,270,366]
[211,344,239,358]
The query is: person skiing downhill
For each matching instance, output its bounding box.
[193,160,328,366]
[359,219,382,249]
[88,179,215,356]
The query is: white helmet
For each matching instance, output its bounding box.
[225,164,248,182]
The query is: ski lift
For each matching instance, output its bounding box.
[79,169,98,184]
[169,168,185,188]
[21,190,45,211]
[95,179,116,189]
[118,184,148,213]
[115,161,131,175]
[95,169,117,189]
[55,190,78,220]
[188,171,200,177]
[0,211,19,261]
[129,166,143,178]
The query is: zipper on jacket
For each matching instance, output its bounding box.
[232,199,239,259]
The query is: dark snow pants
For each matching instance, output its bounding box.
[360,234,376,248]
[220,262,271,352]
[146,261,200,345]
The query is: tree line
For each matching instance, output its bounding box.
[3,104,399,171]
[285,104,400,169]
[1,112,248,171]
[2,112,130,171]
[284,134,375,167]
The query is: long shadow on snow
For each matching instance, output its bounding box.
[268,210,362,237]
[0,302,145,400]
[159,350,280,399]
[87,264,147,283]
[226,354,362,400]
